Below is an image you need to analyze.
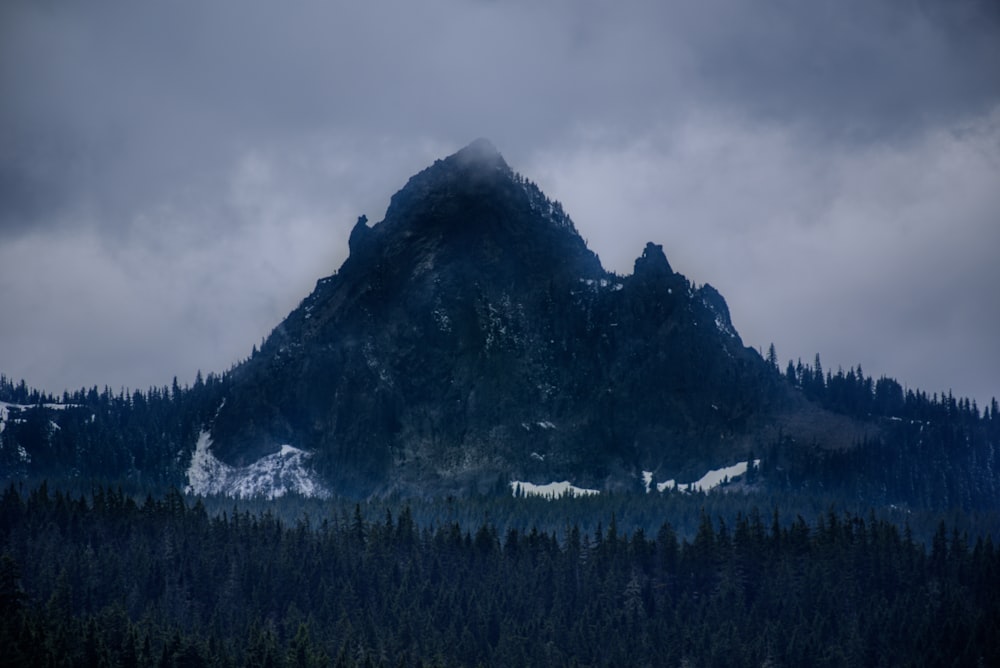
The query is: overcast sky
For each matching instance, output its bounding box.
[2,0,998,407]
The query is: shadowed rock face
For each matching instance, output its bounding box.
[210,140,794,497]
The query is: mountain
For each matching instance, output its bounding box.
[3,140,997,506]
[199,139,848,496]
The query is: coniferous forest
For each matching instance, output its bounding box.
[3,357,999,511]
[2,483,1000,667]
[3,362,1000,665]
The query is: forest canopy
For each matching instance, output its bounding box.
[2,483,998,667]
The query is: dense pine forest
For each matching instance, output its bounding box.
[3,355,998,509]
[3,360,999,665]
[0,373,225,487]
[2,483,999,667]
[769,357,1000,511]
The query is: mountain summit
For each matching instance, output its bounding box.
[205,140,794,496]
[453,137,504,165]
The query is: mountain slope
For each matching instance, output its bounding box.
[207,139,816,496]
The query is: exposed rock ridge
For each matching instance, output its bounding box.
[208,140,790,497]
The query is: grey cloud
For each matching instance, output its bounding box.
[675,0,1000,136]
[0,0,997,404]
[6,0,995,233]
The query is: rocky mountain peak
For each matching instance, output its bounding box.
[341,140,603,296]
[633,241,674,279]
[381,138,512,225]
[453,137,506,169]
[209,141,792,497]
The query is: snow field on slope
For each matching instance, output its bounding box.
[510,480,601,499]
[648,459,761,493]
[186,430,329,499]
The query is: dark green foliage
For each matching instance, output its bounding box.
[2,483,999,667]
[770,359,1000,510]
[0,372,225,486]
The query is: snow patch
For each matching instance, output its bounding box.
[657,460,761,493]
[642,470,653,493]
[578,277,624,291]
[1,400,77,434]
[1,399,76,412]
[186,430,329,499]
[432,307,452,333]
[714,315,736,337]
[510,480,600,499]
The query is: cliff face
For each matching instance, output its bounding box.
[209,139,791,496]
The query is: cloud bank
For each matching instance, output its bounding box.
[1,0,998,404]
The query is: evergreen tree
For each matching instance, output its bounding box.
[766,343,778,370]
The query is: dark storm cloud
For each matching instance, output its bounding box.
[4,0,996,234]
[675,0,1000,136]
[0,0,998,403]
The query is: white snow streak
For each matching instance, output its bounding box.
[0,400,77,434]
[657,459,761,493]
[510,480,600,499]
[642,470,653,493]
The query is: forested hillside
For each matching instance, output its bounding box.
[0,373,225,486]
[4,354,998,512]
[2,484,998,667]
[766,357,1000,510]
